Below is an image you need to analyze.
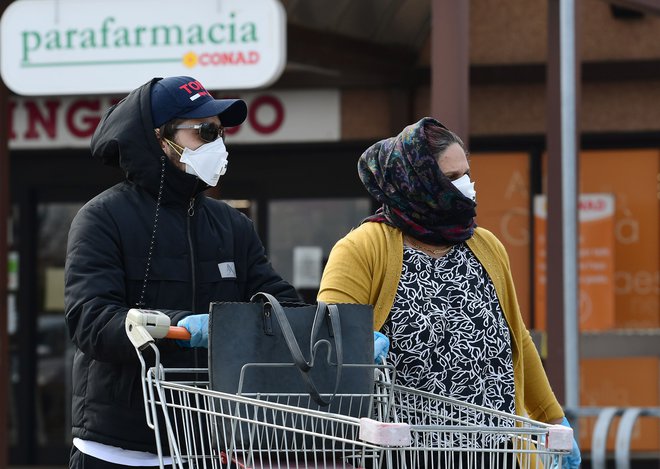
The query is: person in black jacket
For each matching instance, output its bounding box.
[64,76,301,469]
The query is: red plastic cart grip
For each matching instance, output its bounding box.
[165,326,191,340]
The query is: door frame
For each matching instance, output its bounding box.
[10,149,121,465]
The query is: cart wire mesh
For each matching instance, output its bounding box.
[141,359,569,469]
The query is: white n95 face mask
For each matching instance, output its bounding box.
[169,138,229,187]
[452,174,476,201]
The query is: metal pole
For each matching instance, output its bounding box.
[430,0,469,143]
[547,0,581,415]
[559,0,580,417]
[546,0,566,402]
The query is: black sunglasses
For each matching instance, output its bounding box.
[174,122,225,143]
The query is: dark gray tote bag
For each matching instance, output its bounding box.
[208,292,374,405]
[207,292,375,453]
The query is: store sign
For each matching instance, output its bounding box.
[0,0,286,95]
[8,90,340,148]
[534,193,616,331]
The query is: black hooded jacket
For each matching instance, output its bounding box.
[64,79,300,452]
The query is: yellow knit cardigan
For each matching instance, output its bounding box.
[318,222,563,423]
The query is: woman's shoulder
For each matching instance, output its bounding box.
[472,226,504,247]
[342,222,400,245]
[469,226,509,261]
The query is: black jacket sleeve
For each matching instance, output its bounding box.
[64,201,191,363]
[241,218,302,303]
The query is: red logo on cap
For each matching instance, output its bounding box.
[178,80,209,101]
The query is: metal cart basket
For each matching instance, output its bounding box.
[126,309,573,469]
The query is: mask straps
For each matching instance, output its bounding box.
[164,138,185,157]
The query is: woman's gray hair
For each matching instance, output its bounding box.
[423,120,467,161]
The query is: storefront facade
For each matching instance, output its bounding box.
[4,0,660,465]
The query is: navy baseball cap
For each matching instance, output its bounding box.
[150,76,247,128]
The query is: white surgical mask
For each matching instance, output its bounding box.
[451,174,476,201]
[166,138,229,187]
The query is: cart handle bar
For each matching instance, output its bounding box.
[126,308,192,350]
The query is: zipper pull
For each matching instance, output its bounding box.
[188,198,195,217]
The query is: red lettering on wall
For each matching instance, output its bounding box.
[66,100,101,138]
[7,100,16,140]
[579,199,605,211]
[24,100,60,140]
[249,95,284,134]
[8,93,291,146]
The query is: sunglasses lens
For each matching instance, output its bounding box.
[199,122,218,142]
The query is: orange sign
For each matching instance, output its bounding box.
[580,149,659,328]
[470,153,532,325]
[534,194,616,331]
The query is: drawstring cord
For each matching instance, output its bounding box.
[136,155,166,308]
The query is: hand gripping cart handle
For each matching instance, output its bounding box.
[125,308,190,350]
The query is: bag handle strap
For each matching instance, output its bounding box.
[299,303,343,406]
[251,292,322,371]
[250,292,343,407]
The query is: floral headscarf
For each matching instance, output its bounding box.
[358,117,476,244]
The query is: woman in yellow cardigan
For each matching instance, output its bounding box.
[318,117,580,467]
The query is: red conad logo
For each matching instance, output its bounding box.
[182,51,260,68]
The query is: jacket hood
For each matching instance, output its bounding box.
[90,78,203,203]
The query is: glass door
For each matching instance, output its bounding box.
[268,198,372,303]
[10,192,84,465]
[34,202,81,458]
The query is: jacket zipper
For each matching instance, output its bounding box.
[187,196,200,373]
[187,197,196,312]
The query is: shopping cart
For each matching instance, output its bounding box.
[126,308,573,469]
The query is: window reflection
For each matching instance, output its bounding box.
[35,203,81,447]
[268,198,371,303]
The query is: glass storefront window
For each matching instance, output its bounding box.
[8,204,20,447]
[268,198,371,302]
[35,202,82,447]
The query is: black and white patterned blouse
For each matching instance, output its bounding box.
[382,243,516,417]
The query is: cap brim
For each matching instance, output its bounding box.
[180,99,247,127]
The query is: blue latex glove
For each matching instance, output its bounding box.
[177,314,209,348]
[560,417,582,469]
[374,331,390,364]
